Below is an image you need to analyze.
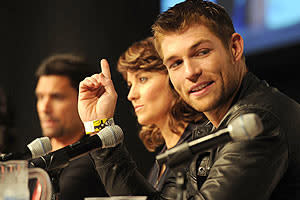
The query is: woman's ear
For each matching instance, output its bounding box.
[230,33,244,61]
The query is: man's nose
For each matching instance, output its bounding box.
[38,97,52,113]
[184,59,202,82]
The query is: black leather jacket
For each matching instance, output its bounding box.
[90,72,300,200]
[148,123,194,191]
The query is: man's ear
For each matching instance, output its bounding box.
[230,33,244,61]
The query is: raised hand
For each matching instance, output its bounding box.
[78,59,117,122]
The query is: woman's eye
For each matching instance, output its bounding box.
[139,77,148,82]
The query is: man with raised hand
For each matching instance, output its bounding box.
[78,1,300,199]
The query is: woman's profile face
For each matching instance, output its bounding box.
[127,70,174,126]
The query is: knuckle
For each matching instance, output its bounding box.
[91,74,99,78]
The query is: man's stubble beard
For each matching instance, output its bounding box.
[42,126,65,139]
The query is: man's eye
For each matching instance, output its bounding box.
[52,94,65,100]
[169,60,183,69]
[195,49,210,56]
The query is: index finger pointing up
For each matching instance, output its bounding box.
[100,59,111,79]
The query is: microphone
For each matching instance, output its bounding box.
[29,125,124,171]
[0,137,52,161]
[156,113,263,167]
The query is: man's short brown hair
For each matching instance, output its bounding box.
[152,0,235,58]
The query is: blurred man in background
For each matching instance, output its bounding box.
[35,53,107,200]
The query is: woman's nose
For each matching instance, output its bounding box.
[127,85,139,101]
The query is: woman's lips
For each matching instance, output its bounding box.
[134,105,144,112]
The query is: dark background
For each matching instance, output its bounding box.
[0,0,299,176]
